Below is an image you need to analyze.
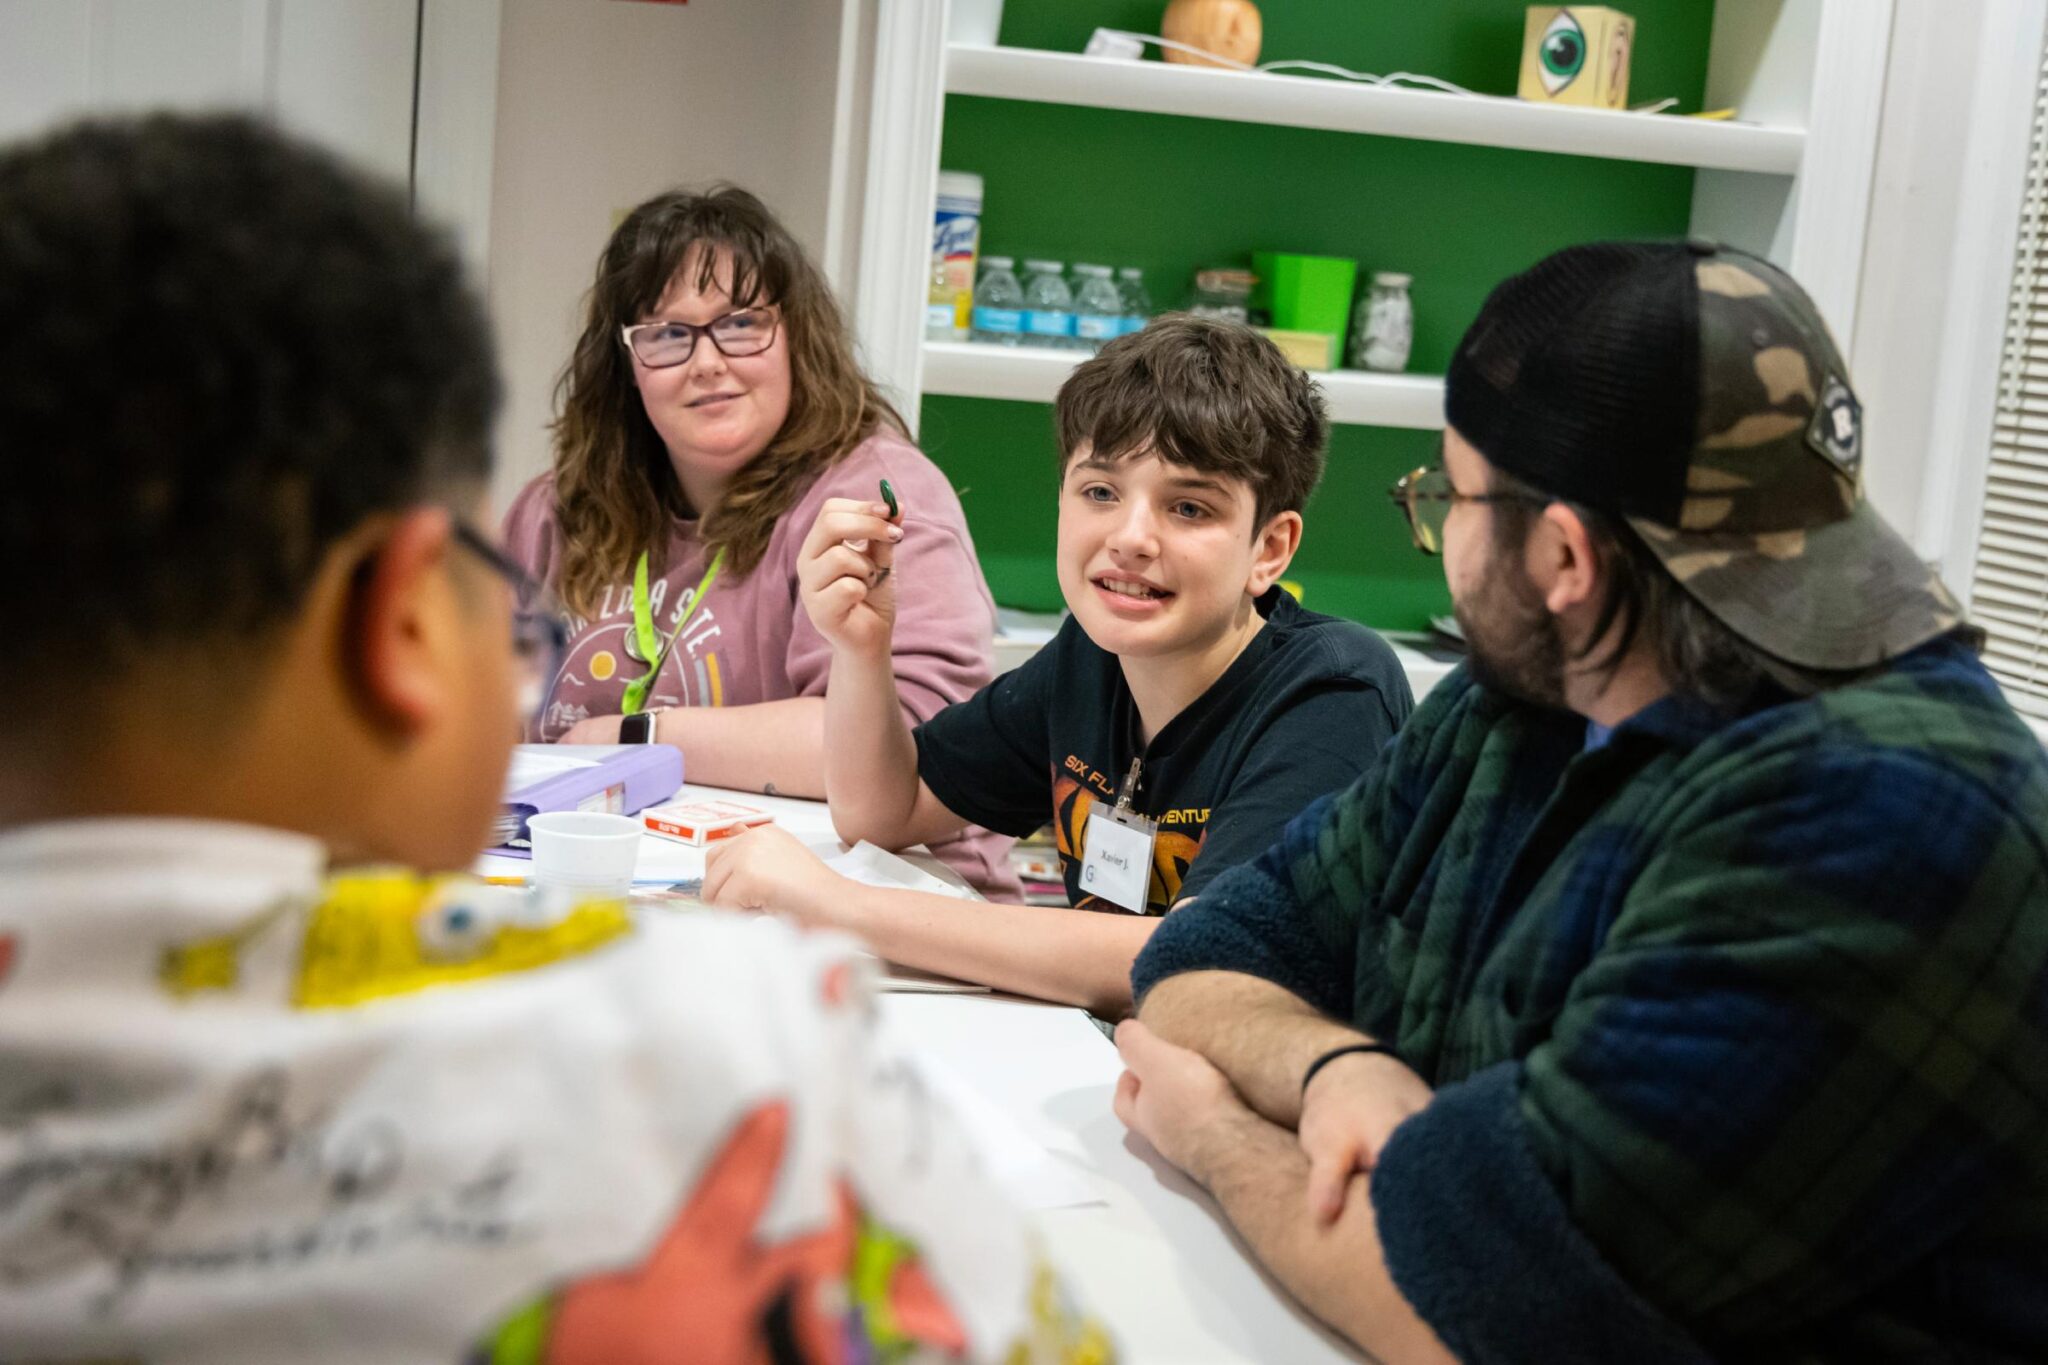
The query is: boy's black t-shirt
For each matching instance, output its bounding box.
[914,589,1413,916]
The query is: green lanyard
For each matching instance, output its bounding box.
[621,546,725,716]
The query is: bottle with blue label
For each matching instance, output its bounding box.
[969,255,1024,347]
[1116,267,1153,336]
[1067,261,1107,304]
[1020,259,1076,350]
[1073,264,1124,351]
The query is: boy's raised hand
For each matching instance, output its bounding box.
[798,497,902,658]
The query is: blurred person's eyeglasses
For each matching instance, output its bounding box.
[619,306,780,369]
[1387,465,1549,556]
[452,520,567,721]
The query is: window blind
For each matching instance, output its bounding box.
[1973,38,2048,721]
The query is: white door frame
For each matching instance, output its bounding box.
[412,0,504,282]
[1919,0,2047,590]
[851,0,948,430]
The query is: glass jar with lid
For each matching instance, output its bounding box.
[1351,271,1414,372]
[1188,268,1258,324]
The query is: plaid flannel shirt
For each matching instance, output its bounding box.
[1133,637,2048,1363]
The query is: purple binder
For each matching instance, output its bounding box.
[494,744,683,851]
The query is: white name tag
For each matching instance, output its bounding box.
[1080,806,1157,914]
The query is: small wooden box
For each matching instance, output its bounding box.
[1517,7,1634,110]
[1255,327,1339,372]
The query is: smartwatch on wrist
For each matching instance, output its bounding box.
[619,710,658,744]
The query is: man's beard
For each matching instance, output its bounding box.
[1456,565,1569,710]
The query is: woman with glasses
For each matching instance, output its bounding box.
[502,186,1014,893]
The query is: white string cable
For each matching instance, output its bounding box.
[1095,29,1481,97]
[1257,62,1476,96]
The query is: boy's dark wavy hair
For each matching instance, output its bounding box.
[1055,314,1330,530]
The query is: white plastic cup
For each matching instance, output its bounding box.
[527,811,642,899]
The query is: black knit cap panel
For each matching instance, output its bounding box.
[1445,240,1703,524]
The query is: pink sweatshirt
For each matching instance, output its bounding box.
[503,429,1018,895]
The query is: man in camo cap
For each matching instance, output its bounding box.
[1113,241,2048,1362]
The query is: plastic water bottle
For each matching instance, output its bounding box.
[1073,264,1123,351]
[1067,261,1107,303]
[1116,267,1153,336]
[969,256,1024,347]
[1020,259,1076,350]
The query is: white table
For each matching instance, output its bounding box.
[486,784,1363,1360]
[884,995,1364,1363]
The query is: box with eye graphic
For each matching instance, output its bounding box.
[1518,6,1634,110]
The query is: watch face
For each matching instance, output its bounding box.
[622,712,653,743]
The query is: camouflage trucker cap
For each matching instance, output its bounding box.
[1444,239,1961,671]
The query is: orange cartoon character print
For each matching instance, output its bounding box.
[472,1098,1113,1365]
[471,952,1115,1365]
[472,1099,954,1365]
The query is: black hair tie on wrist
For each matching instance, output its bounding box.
[1301,1041,1405,1098]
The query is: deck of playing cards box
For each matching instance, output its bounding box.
[642,798,775,845]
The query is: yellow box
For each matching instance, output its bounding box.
[1518,6,1634,110]
[1255,327,1339,372]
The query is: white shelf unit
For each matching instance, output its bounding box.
[945,43,1806,176]
[924,340,1447,429]
[855,1,1893,436]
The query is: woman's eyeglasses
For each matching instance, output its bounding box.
[619,307,779,369]
[452,520,568,721]
[1387,465,1549,556]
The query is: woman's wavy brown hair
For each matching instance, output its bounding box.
[548,185,904,617]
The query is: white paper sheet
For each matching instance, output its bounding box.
[871,958,991,995]
[825,843,988,992]
[503,746,601,792]
[826,841,978,901]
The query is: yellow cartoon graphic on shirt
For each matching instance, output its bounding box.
[159,875,630,1007]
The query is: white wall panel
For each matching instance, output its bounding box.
[274,0,419,186]
[0,0,94,142]
[484,0,846,507]
[0,0,417,189]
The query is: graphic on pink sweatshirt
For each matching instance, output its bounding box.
[542,581,729,739]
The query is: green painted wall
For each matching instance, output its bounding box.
[920,0,1718,628]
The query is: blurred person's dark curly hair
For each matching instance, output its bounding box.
[0,112,499,710]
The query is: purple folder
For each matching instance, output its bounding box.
[494,744,684,851]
